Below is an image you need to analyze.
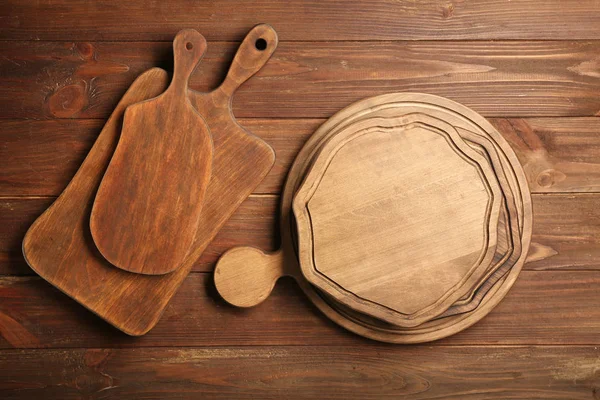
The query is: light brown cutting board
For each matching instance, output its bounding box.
[315,104,527,338]
[214,93,532,343]
[439,128,523,317]
[22,24,278,336]
[292,114,503,327]
[90,30,213,275]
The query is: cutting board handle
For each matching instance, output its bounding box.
[169,29,207,96]
[219,24,278,97]
[214,247,287,307]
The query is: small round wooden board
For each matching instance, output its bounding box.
[215,93,532,343]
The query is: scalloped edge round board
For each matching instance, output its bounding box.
[215,93,532,343]
[292,114,503,327]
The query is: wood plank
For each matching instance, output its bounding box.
[3,193,600,275]
[3,117,600,197]
[0,118,313,196]
[497,118,600,193]
[0,120,101,196]
[0,346,598,399]
[0,119,309,196]
[528,194,600,271]
[2,41,600,120]
[0,270,599,349]
[0,195,278,275]
[0,197,55,275]
[2,0,600,41]
[0,118,311,196]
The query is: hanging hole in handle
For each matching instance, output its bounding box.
[186,42,194,50]
[255,38,267,51]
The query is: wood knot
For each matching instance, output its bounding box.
[46,81,88,118]
[84,349,113,368]
[536,169,566,189]
[442,3,454,18]
[75,42,95,60]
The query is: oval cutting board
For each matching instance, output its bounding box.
[90,30,212,275]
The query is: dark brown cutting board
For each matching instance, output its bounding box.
[22,24,278,335]
[90,30,213,275]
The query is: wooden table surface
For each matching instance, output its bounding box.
[1,1,600,398]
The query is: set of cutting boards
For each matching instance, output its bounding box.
[215,93,533,343]
[22,25,278,335]
[23,25,532,342]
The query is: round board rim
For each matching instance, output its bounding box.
[281,93,532,343]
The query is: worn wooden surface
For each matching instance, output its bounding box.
[1,346,599,400]
[1,1,600,398]
[19,26,277,336]
[3,41,600,120]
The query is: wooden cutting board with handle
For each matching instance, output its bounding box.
[90,29,213,275]
[214,93,532,343]
[22,24,278,336]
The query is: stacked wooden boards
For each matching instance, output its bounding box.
[21,24,278,335]
[215,93,533,343]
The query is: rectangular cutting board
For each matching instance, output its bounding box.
[22,66,275,335]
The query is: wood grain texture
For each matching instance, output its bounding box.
[0,346,599,400]
[2,41,600,120]
[1,271,600,349]
[0,1,599,396]
[90,29,213,275]
[5,193,600,276]
[443,129,522,317]
[1,195,279,276]
[2,0,600,41]
[292,113,503,326]
[21,25,277,336]
[3,117,600,197]
[217,93,533,343]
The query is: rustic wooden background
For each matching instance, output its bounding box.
[1,1,600,398]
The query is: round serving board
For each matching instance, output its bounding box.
[214,93,532,343]
[292,114,503,327]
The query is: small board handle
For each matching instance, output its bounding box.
[170,29,207,96]
[214,247,286,307]
[219,24,278,97]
